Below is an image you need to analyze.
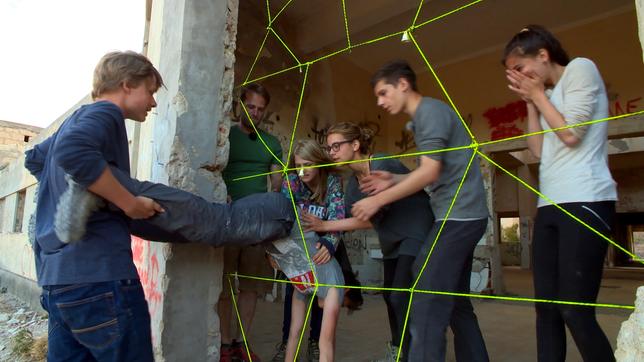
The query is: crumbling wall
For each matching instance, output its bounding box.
[615,286,644,361]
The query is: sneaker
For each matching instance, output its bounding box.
[55,174,104,243]
[307,339,320,362]
[220,344,235,362]
[233,342,261,362]
[270,341,287,362]
[373,342,401,362]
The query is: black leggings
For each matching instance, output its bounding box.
[533,201,615,362]
[383,253,415,354]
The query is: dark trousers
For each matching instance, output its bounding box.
[408,219,489,362]
[383,254,415,358]
[41,279,153,362]
[533,202,615,362]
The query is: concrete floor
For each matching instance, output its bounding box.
[239,267,643,361]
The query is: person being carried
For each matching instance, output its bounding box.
[267,139,345,362]
[302,122,434,362]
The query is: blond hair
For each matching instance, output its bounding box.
[290,139,336,203]
[327,122,375,155]
[91,51,164,99]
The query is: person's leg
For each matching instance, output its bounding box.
[334,241,363,311]
[408,220,488,362]
[41,287,96,362]
[282,282,294,342]
[532,206,566,362]
[218,246,242,347]
[235,244,274,360]
[286,293,308,362]
[317,288,341,362]
[309,296,323,341]
[382,258,398,345]
[45,280,154,362]
[556,202,615,362]
[389,254,416,360]
[450,250,488,362]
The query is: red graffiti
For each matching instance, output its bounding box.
[610,97,642,117]
[131,236,162,315]
[483,100,526,141]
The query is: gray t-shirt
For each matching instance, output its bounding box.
[346,155,433,258]
[412,97,488,220]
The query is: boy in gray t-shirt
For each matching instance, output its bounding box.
[352,60,489,362]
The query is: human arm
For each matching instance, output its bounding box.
[506,62,601,148]
[359,170,409,195]
[302,213,372,232]
[269,164,283,192]
[525,102,543,158]
[87,167,164,219]
[352,155,440,221]
[54,104,162,219]
[312,175,346,264]
[24,136,53,181]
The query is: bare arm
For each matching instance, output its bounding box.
[359,170,409,195]
[532,92,580,147]
[302,212,372,232]
[269,164,283,192]
[88,167,164,219]
[352,156,440,221]
[525,102,543,158]
[507,69,580,148]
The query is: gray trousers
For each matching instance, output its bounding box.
[408,219,489,362]
[56,166,294,247]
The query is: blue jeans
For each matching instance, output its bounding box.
[41,279,153,362]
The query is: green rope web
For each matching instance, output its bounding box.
[225,1,643,360]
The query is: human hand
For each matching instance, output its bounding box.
[506,69,545,102]
[351,196,382,221]
[267,254,280,270]
[124,196,164,219]
[359,170,394,195]
[301,212,323,232]
[312,242,331,265]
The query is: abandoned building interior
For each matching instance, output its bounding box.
[0,0,643,360]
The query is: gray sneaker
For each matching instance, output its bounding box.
[270,341,287,362]
[373,342,400,362]
[54,174,104,243]
[307,339,319,362]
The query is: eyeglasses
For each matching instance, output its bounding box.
[324,139,353,153]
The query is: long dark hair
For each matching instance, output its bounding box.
[502,25,570,67]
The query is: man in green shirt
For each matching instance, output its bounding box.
[219,83,283,362]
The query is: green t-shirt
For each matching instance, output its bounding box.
[223,125,283,200]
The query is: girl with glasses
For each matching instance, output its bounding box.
[302,122,434,362]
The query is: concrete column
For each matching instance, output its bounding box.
[517,165,537,269]
[637,0,644,63]
[135,0,238,360]
[479,156,506,294]
[615,286,644,361]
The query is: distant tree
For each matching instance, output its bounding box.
[502,222,519,243]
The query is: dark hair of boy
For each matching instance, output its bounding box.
[370,60,418,91]
[502,24,570,66]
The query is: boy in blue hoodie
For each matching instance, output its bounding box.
[25,51,164,361]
